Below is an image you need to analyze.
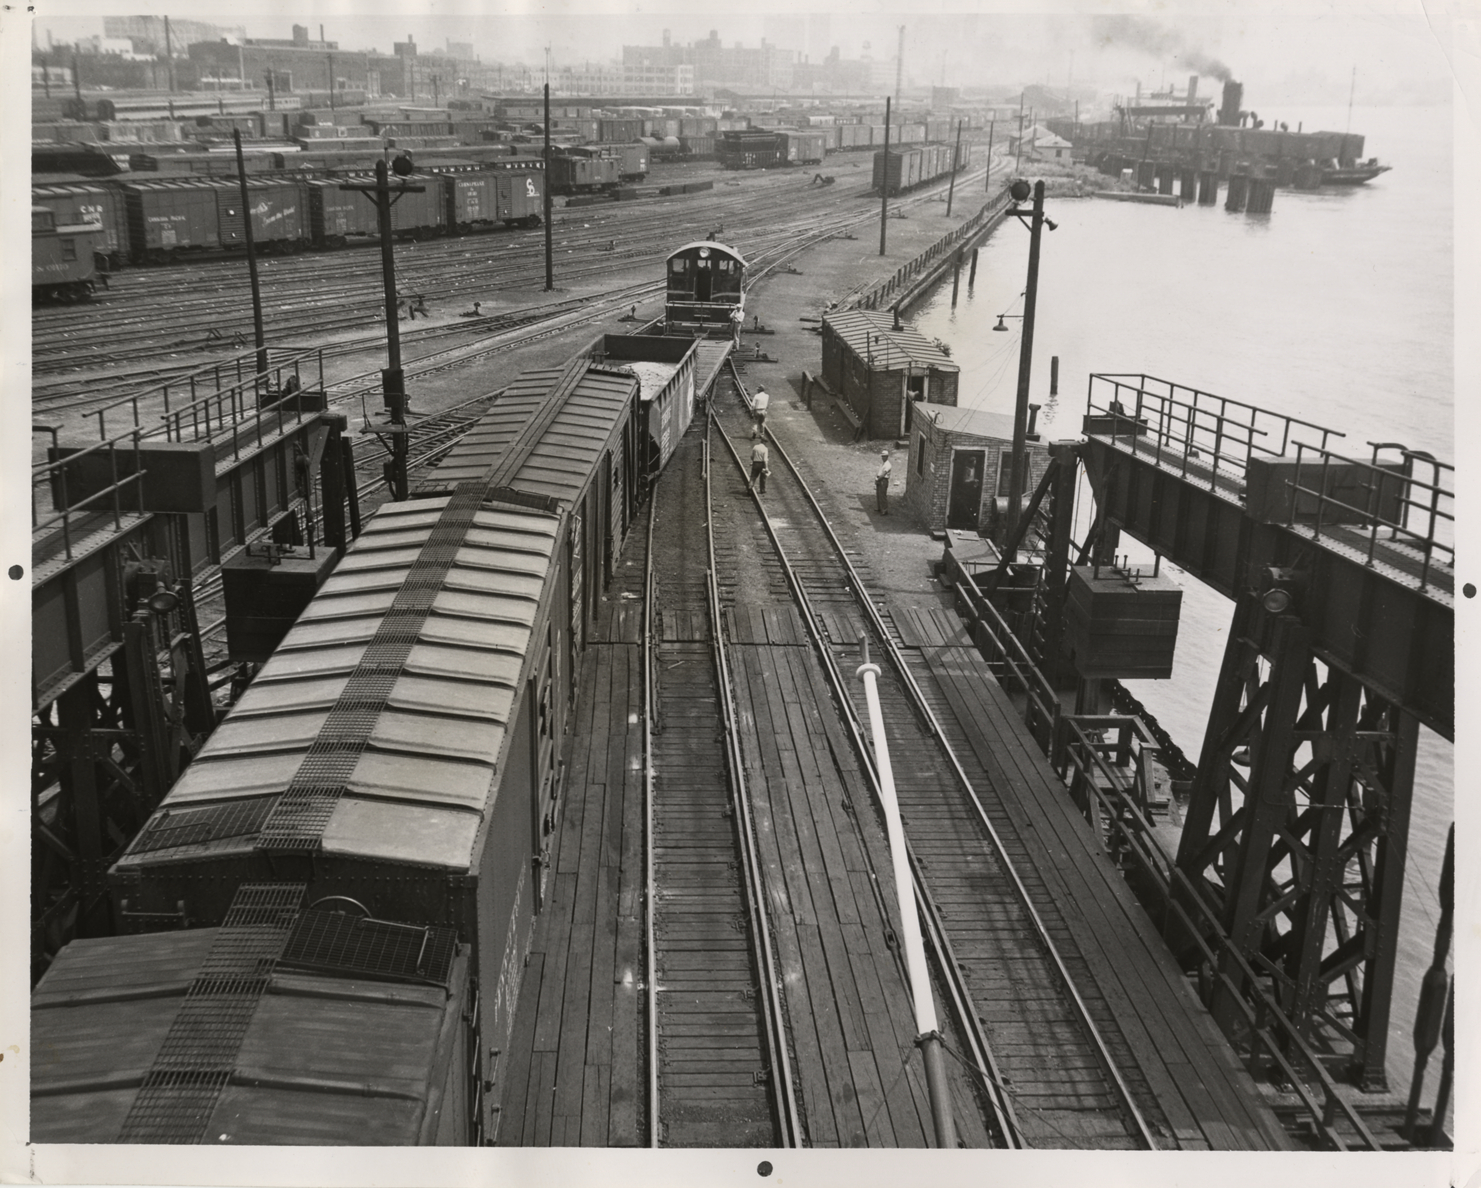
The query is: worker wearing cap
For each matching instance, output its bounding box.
[751,385,770,437]
[876,449,892,515]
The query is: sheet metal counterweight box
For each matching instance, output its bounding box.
[1062,565,1183,679]
[222,546,338,663]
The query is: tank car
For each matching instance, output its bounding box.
[663,239,746,337]
[32,206,105,303]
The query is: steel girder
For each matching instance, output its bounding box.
[1175,599,1417,1089]
[1077,436,1452,742]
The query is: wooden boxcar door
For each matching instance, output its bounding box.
[947,449,985,530]
[599,451,614,585]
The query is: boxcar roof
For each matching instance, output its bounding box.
[422,360,637,505]
[32,929,465,1145]
[113,499,561,873]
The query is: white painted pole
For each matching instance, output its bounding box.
[857,657,938,1031]
[856,646,956,1146]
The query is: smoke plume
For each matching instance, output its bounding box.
[1090,15,1233,82]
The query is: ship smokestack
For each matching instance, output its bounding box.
[1218,79,1243,127]
[1188,75,1198,103]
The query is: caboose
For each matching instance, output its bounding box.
[32,206,105,303]
[663,239,746,338]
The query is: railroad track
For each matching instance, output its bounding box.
[707,362,1163,1149]
[638,419,801,1147]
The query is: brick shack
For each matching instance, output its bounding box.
[820,309,959,440]
[904,405,1051,535]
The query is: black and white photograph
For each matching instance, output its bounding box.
[5,2,1472,1183]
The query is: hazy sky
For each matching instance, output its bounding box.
[30,2,1461,105]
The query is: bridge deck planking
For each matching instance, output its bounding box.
[904,608,1290,1150]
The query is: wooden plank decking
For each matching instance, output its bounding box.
[895,606,1292,1151]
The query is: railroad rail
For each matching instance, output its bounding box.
[707,363,1160,1148]
[638,414,800,1146]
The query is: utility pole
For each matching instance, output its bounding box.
[232,130,270,393]
[1016,90,1024,170]
[894,25,904,113]
[544,83,554,290]
[340,160,425,501]
[878,95,891,256]
[265,69,276,111]
[73,51,81,106]
[985,117,994,190]
[163,15,174,93]
[1005,180,1052,556]
[946,119,962,217]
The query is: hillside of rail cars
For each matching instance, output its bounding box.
[33,319,715,1145]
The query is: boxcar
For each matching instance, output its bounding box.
[121,177,310,263]
[32,207,105,303]
[778,129,828,165]
[32,903,479,1144]
[445,167,543,230]
[109,355,644,1143]
[307,173,447,245]
[32,178,129,266]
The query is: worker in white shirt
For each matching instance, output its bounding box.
[751,385,770,437]
[876,449,892,514]
[749,439,770,494]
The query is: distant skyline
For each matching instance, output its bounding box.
[34,4,1454,106]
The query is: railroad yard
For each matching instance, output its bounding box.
[29,103,1454,1163]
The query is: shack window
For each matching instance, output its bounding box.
[60,239,77,261]
[915,432,926,477]
[996,454,1029,496]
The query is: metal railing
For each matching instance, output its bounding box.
[90,345,326,444]
[1288,440,1453,590]
[1086,373,1344,497]
[1050,714,1383,1151]
[32,422,147,565]
[942,552,1060,752]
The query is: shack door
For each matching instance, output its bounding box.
[902,374,926,434]
[947,449,985,530]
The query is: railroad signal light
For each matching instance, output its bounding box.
[1258,565,1308,615]
[392,154,415,177]
[1009,178,1032,203]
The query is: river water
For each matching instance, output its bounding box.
[912,104,1454,1102]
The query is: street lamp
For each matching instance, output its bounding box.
[1002,179,1056,557]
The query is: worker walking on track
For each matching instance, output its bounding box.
[751,384,770,437]
[749,438,770,494]
[876,449,892,514]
